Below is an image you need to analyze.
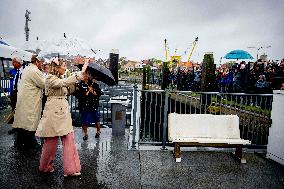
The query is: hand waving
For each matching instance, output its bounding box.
[81,60,89,73]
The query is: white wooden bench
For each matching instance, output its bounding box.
[168,113,251,163]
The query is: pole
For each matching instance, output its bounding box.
[257,47,263,61]
[161,88,169,150]
[164,39,168,62]
[1,58,6,78]
[24,9,31,42]
[131,84,138,150]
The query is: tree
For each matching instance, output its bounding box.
[143,65,151,90]
[162,62,170,90]
[118,57,128,71]
[149,58,163,68]
[201,53,217,92]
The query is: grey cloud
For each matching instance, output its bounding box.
[0,0,283,61]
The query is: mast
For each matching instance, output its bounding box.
[25,9,31,41]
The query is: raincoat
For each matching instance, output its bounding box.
[36,73,82,137]
[13,64,45,131]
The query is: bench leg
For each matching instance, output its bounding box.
[235,145,246,164]
[174,142,181,162]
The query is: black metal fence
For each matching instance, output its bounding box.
[68,81,134,127]
[0,77,134,127]
[135,90,273,148]
[0,78,10,109]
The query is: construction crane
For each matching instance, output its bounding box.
[187,37,198,63]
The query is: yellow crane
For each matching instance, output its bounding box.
[187,37,198,63]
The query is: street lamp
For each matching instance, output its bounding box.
[247,45,271,61]
[257,47,263,60]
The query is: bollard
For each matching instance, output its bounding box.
[111,102,126,135]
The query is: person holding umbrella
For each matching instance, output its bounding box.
[74,68,103,140]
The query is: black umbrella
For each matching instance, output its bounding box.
[86,62,116,86]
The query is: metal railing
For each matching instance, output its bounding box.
[68,82,134,127]
[0,78,11,109]
[0,77,134,126]
[133,89,273,149]
[1,75,274,150]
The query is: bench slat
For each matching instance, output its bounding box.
[171,137,251,145]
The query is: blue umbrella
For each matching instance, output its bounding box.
[224,50,254,60]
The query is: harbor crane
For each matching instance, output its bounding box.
[187,37,198,63]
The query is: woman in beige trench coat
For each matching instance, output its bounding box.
[36,58,88,177]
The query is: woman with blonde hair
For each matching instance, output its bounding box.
[36,58,88,177]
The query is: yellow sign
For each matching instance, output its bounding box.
[170,56,181,63]
[169,56,181,70]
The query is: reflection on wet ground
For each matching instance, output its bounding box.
[0,121,284,189]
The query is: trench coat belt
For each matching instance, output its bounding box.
[47,96,67,100]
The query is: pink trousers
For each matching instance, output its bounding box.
[39,132,81,175]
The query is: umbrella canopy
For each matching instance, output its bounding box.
[86,62,116,86]
[0,40,9,46]
[33,38,94,57]
[0,44,33,61]
[224,50,254,60]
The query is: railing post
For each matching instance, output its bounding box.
[131,84,138,150]
[161,88,169,150]
[0,78,2,108]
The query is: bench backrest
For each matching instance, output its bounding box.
[168,113,240,141]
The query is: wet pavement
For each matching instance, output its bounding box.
[0,112,284,188]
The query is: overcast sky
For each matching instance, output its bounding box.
[1,0,284,63]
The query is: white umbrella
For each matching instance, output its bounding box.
[35,38,95,57]
[0,43,33,61]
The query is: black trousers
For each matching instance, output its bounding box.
[15,128,39,149]
[10,90,17,111]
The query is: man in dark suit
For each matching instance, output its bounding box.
[8,57,23,134]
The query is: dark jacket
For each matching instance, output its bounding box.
[74,80,103,112]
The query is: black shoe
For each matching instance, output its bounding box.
[32,143,42,150]
[25,140,41,150]
[95,132,100,138]
[14,142,25,150]
[83,135,88,140]
[8,128,17,135]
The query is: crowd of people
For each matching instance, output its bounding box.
[164,59,284,93]
[216,60,284,93]
[7,55,102,177]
